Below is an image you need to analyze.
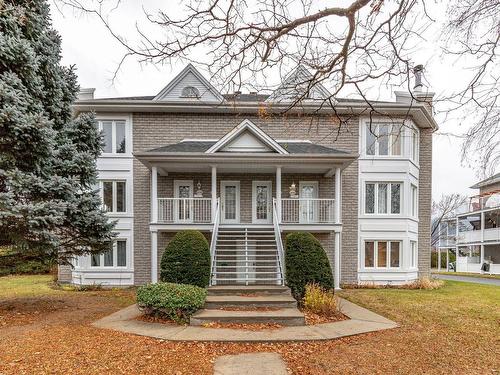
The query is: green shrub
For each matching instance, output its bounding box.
[136,282,207,324]
[285,232,334,300]
[160,230,210,287]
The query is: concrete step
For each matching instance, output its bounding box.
[190,308,305,326]
[204,295,297,309]
[207,285,291,296]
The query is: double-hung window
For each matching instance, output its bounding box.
[410,241,418,268]
[365,182,402,214]
[91,239,127,268]
[100,180,126,213]
[409,128,419,163]
[364,240,401,268]
[365,123,402,156]
[411,184,418,217]
[98,120,127,154]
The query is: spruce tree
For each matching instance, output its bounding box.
[0,0,115,264]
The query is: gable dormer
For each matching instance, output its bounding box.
[206,119,288,154]
[153,64,224,103]
[266,65,332,102]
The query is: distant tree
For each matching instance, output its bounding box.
[0,0,115,265]
[431,194,467,247]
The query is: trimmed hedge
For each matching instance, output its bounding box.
[136,282,207,324]
[160,230,210,287]
[285,232,334,300]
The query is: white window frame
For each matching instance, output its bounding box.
[100,180,127,213]
[365,122,403,157]
[411,184,418,218]
[410,241,418,269]
[97,119,128,155]
[90,239,128,268]
[364,182,403,215]
[363,240,402,269]
[409,127,419,163]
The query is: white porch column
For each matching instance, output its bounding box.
[211,166,217,221]
[334,167,342,290]
[446,250,450,272]
[276,166,282,222]
[334,231,341,290]
[151,166,158,223]
[334,167,342,223]
[438,249,441,271]
[151,230,158,283]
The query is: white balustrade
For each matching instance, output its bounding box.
[158,198,212,223]
[280,198,336,224]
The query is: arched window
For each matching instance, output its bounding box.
[181,86,200,98]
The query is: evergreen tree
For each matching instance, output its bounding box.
[0,0,115,264]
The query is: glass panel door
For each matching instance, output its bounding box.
[221,181,240,223]
[174,180,193,222]
[252,181,272,224]
[299,182,318,223]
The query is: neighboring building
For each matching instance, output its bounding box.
[437,173,500,274]
[60,64,436,287]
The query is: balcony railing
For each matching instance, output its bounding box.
[158,198,212,223]
[281,198,336,224]
[457,192,500,214]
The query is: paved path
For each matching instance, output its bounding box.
[214,353,288,375]
[92,298,398,342]
[434,274,500,286]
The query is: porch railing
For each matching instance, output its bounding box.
[272,199,285,285]
[158,198,212,223]
[281,198,336,224]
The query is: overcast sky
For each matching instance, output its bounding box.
[49,1,489,201]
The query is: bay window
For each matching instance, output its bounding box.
[411,184,418,217]
[364,240,401,268]
[365,182,402,214]
[410,128,419,162]
[91,239,128,268]
[101,180,127,213]
[410,241,418,268]
[98,120,127,154]
[365,123,402,156]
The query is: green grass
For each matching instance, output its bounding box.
[0,274,61,299]
[432,271,500,280]
[339,280,499,329]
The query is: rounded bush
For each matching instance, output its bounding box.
[285,232,334,300]
[136,282,207,324]
[160,230,210,287]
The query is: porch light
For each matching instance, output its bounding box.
[289,182,298,198]
[194,181,204,198]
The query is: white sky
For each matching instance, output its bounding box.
[49,1,487,201]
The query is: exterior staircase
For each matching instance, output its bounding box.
[190,285,305,326]
[210,226,284,285]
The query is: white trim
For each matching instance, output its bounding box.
[153,64,224,102]
[252,180,273,224]
[151,230,158,283]
[206,119,289,155]
[220,180,241,224]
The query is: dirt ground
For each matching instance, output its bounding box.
[0,275,498,375]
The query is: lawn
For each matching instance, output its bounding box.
[432,270,500,280]
[0,275,498,374]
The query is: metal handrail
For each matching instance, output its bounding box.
[209,198,220,286]
[272,198,286,285]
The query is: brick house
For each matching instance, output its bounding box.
[60,64,436,287]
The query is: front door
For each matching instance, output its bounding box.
[299,181,318,223]
[174,180,193,223]
[252,181,272,224]
[221,181,240,224]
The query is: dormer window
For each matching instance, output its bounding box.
[181,86,200,98]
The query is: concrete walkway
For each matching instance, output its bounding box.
[434,274,500,286]
[214,353,288,375]
[92,298,398,342]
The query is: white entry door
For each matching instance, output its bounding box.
[299,181,318,223]
[174,180,193,223]
[252,181,272,224]
[221,181,240,224]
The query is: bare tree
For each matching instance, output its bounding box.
[58,0,499,173]
[431,193,467,247]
